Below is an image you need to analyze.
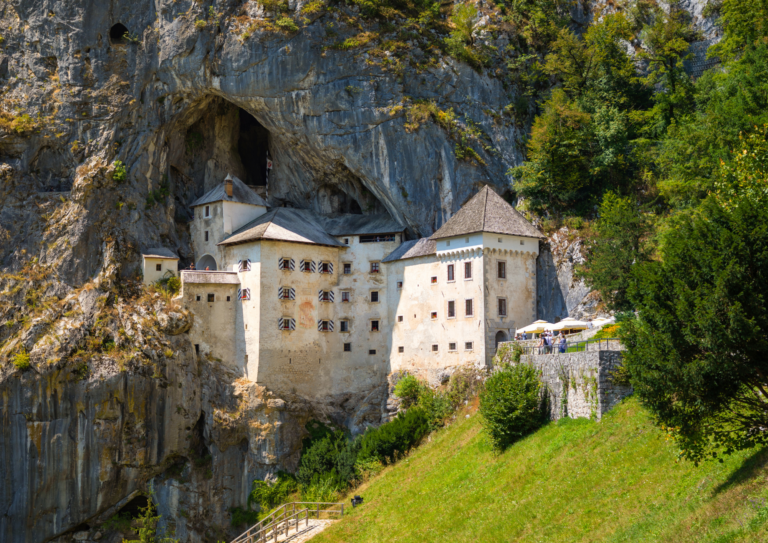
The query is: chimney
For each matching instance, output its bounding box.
[225,178,233,197]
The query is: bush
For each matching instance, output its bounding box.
[480,364,544,451]
[13,351,30,371]
[296,429,358,488]
[358,407,430,464]
[275,17,299,32]
[300,474,341,502]
[393,374,423,407]
[248,471,298,515]
[112,160,127,183]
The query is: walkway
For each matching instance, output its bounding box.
[272,519,334,543]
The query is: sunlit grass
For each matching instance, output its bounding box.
[314,398,768,543]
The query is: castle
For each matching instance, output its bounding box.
[144,176,542,399]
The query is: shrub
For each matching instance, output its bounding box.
[393,374,423,407]
[275,17,299,33]
[480,363,544,451]
[112,160,127,182]
[13,351,30,371]
[230,506,259,528]
[300,474,340,502]
[358,407,430,464]
[248,471,298,515]
[296,430,358,488]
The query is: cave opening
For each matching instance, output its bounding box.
[238,108,270,188]
[110,23,129,45]
[117,495,149,519]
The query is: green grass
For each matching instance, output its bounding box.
[315,399,768,543]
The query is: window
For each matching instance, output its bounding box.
[317,320,334,332]
[320,262,334,274]
[465,342,473,351]
[370,262,380,273]
[430,311,437,320]
[497,261,506,279]
[447,300,455,319]
[238,288,251,301]
[464,262,472,279]
[369,349,377,355]
[498,298,507,317]
[370,320,379,332]
[207,293,215,303]
[344,238,349,245]
[155,263,162,271]
[278,318,296,331]
[465,298,474,317]
[432,344,439,352]
[239,259,252,272]
[370,291,379,303]
[196,295,201,302]
[194,344,200,354]
[397,315,403,322]
[227,296,231,302]
[498,237,502,243]
[520,240,525,245]
[278,287,296,300]
[447,264,455,282]
[344,343,351,352]
[300,259,314,272]
[446,240,451,246]
[343,263,351,274]
[360,234,396,243]
[398,346,404,353]
[341,291,351,303]
[430,276,437,284]
[279,257,295,271]
[319,290,334,303]
[204,231,209,242]
[205,205,210,217]
[449,342,457,351]
[340,320,349,332]
[397,281,403,289]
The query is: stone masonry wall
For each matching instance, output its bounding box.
[517,350,632,421]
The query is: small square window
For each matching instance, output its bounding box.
[371,320,379,332]
[320,262,332,274]
[320,320,331,332]
[431,344,438,352]
[196,295,201,302]
[370,291,379,303]
[341,291,351,303]
[343,263,351,274]
[397,315,403,322]
[226,296,231,302]
[204,231,209,242]
[340,320,349,332]
[344,238,349,245]
[464,262,472,280]
[430,311,437,320]
[155,263,162,271]
[449,342,457,351]
[369,349,377,355]
[465,299,474,317]
[498,237,502,243]
[370,262,380,273]
[446,240,451,246]
[281,258,293,271]
[344,343,352,352]
[447,264,455,282]
[398,346,404,353]
[465,342,473,351]
[301,260,312,272]
[520,240,525,245]
[207,293,215,303]
[397,280,403,289]
[430,276,437,284]
[205,205,210,217]
[447,300,455,318]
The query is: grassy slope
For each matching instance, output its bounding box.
[314,399,768,543]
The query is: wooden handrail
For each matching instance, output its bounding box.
[230,502,345,543]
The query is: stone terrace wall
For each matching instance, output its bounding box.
[516,350,632,421]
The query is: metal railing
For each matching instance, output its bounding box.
[230,502,345,543]
[514,337,621,356]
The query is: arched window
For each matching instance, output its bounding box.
[110,23,129,45]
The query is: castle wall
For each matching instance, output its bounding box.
[142,257,178,286]
[190,201,226,269]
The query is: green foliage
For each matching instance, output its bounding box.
[103,512,133,533]
[578,192,651,311]
[296,428,359,488]
[156,272,181,296]
[245,471,298,521]
[451,3,478,45]
[623,187,768,464]
[146,177,170,209]
[358,407,430,464]
[230,507,259,529]
[123,486,178,543]
[275,17,299,33]
[479,363,544,451]
[300,474,342,502]
[112,160,127,183]
[714,125,768,208]
[709,0,768,61]
[393,374,423,408]
[12,350,30,371]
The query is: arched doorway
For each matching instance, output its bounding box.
[196,254,217,271]
[495,330,508,350]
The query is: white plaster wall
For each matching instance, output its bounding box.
[183,282,240,369]
[386,252,486,376]
[190,201,226,269]
[435,233,483,254]
[142,257,178,285]
[222,201,266,234]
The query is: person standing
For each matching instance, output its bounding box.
[559,334,567,354]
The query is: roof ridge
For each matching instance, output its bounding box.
[482,186,489,233]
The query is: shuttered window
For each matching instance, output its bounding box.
[238,288,251,301]
[320,262,333,274]
[278,257,295,271]
[318,290,334,302]
[238,259,252,272]
[300,260,315,273]
[317,320,334,332]
[278,287,296,300]
[278,318,296,331]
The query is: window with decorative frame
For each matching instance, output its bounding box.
[279,257,296,271]
[239,259,252,272]
[238,288,251,301]
[278,318,296,331]
[300,259,315,273]
[465,298,474,317]
[319,262,334,274]
[278,287,296,300]
[317,320,334,332]
[318,290,334,303]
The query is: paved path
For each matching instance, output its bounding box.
[271,519,334,543]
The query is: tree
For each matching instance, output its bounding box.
[709,0,768,61]
[123,486,178,543]
[623,136,768,463]
[450,3,478,45]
